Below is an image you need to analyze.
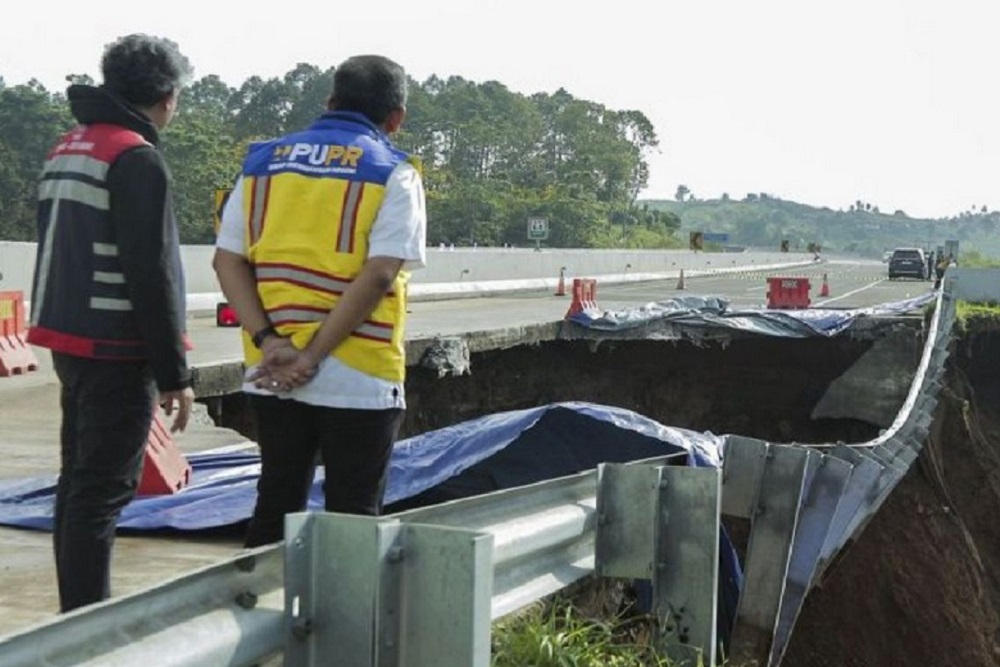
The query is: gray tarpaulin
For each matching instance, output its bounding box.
[568,292,937,338]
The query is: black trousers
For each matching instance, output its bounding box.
[52,353,156,612]
[244,396,404,548]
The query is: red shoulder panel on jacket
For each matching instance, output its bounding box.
[47,124,149,162]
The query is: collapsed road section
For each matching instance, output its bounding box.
[4,273,999,666]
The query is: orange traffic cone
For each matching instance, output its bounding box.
[555,267,567,296]
[676,268,686,290]
[819,273,830,297]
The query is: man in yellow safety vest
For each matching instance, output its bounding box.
[213,55,426,547]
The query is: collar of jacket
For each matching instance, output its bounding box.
[66,84,160,145]
[310,111,390,142]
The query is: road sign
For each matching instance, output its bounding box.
[214,189,232,235]
[703,232,729,243]
[527,217,549,241]
[689,231,704,250]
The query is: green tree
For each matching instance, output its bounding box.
[161,113,243,243]
[65,73,95,86]
[0,65,676,249]
[283,64,336,130]
[229,75,293,140]
[0,80,73,239]
[182,74,235,123]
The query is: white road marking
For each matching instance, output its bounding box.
[813,278,888,306]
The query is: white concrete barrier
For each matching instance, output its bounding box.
[1,241,817,312]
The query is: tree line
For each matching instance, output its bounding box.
[0,66,681,248]
[651,194,1000,259]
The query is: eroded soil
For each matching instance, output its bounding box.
[404,335,885,443]
[783,327,1000,667]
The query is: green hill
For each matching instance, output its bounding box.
[641,195,1000,260]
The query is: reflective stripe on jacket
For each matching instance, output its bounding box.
[29,124,151,359]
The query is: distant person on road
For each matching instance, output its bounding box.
[26,34,195,612]
[925,251,935,280]
[213,55,427,547]
[934,253,953,289]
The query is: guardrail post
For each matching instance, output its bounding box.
[595,463,659,580]
[383,523,493,667]
[284,513,386,666]
[813,449,882,584]
[653,466,721,667]
[769,454,851,666]
[720,436,770,519]
[596,463,720,666]
[283,512,493,667]
[728,445,811,667]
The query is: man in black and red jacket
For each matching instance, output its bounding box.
[27,34,195,612]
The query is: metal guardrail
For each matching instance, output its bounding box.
[281,454,718,667]
[0,545,284,666]
[724,271,959,667]
[0,271,975,667]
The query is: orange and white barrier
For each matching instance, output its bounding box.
[564,278,600,318]
[554,267,567,297]
[0,291,39,377]
[137,411,193,496]
[819,273,831,297]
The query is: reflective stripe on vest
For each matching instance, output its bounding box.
[255,263,352,296]
[248,176,271,244]
[266,305,393,343]
[337,180,364,254]
[254,262,396,298]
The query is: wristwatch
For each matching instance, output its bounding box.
[251,325,280,349]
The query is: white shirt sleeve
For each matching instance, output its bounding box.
[215,176,246,255]
[368,162,427,270]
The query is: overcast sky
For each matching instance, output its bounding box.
[2,0,996,218]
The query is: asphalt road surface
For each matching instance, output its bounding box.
[403,257,933,336]
[556,257,932,311]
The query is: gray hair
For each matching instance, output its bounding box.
[101,34,193,107]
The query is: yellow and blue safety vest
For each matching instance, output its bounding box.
[240,111,416,382]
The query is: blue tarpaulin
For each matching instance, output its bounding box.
[0,401,743,640]
[0,402,723,533]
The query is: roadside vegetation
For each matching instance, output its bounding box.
[956,300,1000,333]
[491,598,694,667]
[958,250,1000,268]
[648,196,1000,261]
[5,69,999,259]
[0,70,676,249]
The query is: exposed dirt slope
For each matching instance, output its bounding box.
[404,336,883,443]
[784,328,1000,667]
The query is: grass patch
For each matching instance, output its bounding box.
[956,300,1000,333]
[958,250,1000,268]
[491,598,705,667]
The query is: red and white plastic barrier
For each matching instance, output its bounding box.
[0,291,39,377]
[564,278,600,318]
[137,411,193,496]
